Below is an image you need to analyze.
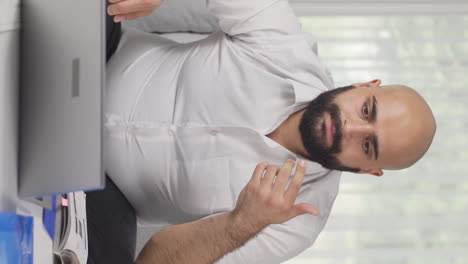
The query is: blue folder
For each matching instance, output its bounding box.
[0,212,34,264]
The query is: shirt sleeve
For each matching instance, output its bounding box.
[215,216,326,264]
[206,0,303,37]
[212,178,339,264]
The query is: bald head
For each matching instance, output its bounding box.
[375,85,436,169]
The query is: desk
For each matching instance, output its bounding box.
[0,0,19,214]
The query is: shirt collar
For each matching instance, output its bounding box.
[261,135,328,175]
[288,78,329,105]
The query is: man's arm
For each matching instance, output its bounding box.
[136,211,261,264]
[107,0,163,23]
[206,0,302,37]
[135,160,320,264]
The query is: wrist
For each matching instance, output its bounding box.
[228,210,268,235]
[224,211,266,248]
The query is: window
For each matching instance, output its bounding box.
[284,15,468,264]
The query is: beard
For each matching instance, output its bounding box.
[299,85,360,172]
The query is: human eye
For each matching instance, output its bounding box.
[362,137,370,154]
[362,103,370,119]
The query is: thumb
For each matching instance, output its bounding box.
[291,203,320,218]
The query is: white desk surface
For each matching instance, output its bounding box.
[0,1,19,213]
[0,0,19,33]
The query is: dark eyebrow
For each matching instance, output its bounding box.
[372,96,379,160]
[372,134,379,160]
[371,96,377,122]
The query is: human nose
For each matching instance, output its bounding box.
[343,119,374,139]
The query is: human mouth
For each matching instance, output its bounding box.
[326,115,334,147]
[330,118,336,143]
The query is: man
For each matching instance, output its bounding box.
[96,0,436,263]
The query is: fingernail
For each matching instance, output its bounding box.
[299,160,305,167]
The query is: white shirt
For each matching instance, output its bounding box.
[104,0,342,263]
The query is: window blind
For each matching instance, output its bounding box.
[284,15,468,264]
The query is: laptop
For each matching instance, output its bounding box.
[19,0,105,197]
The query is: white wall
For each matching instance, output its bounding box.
[290,0,468,15]
[0,0,20,212]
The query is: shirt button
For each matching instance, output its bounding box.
[210,130,218,136]
[167,129,174,136]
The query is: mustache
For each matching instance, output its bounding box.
[327,104,343,154]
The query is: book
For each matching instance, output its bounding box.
[53,192,88,264]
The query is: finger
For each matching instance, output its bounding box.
[249,162,269,186]
[285,160,306,203]
[114,14,125,23]
[123,10,152,20]
[290,203,320,218]
[108,0,125,4]
[108,0,148,16]
[272,159,295,194]
[262,165,279,187]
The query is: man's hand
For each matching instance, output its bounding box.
[107,0,163,23]
[232,159,320,230]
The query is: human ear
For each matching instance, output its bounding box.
[357,168,384,177]
[352,79,382,88]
